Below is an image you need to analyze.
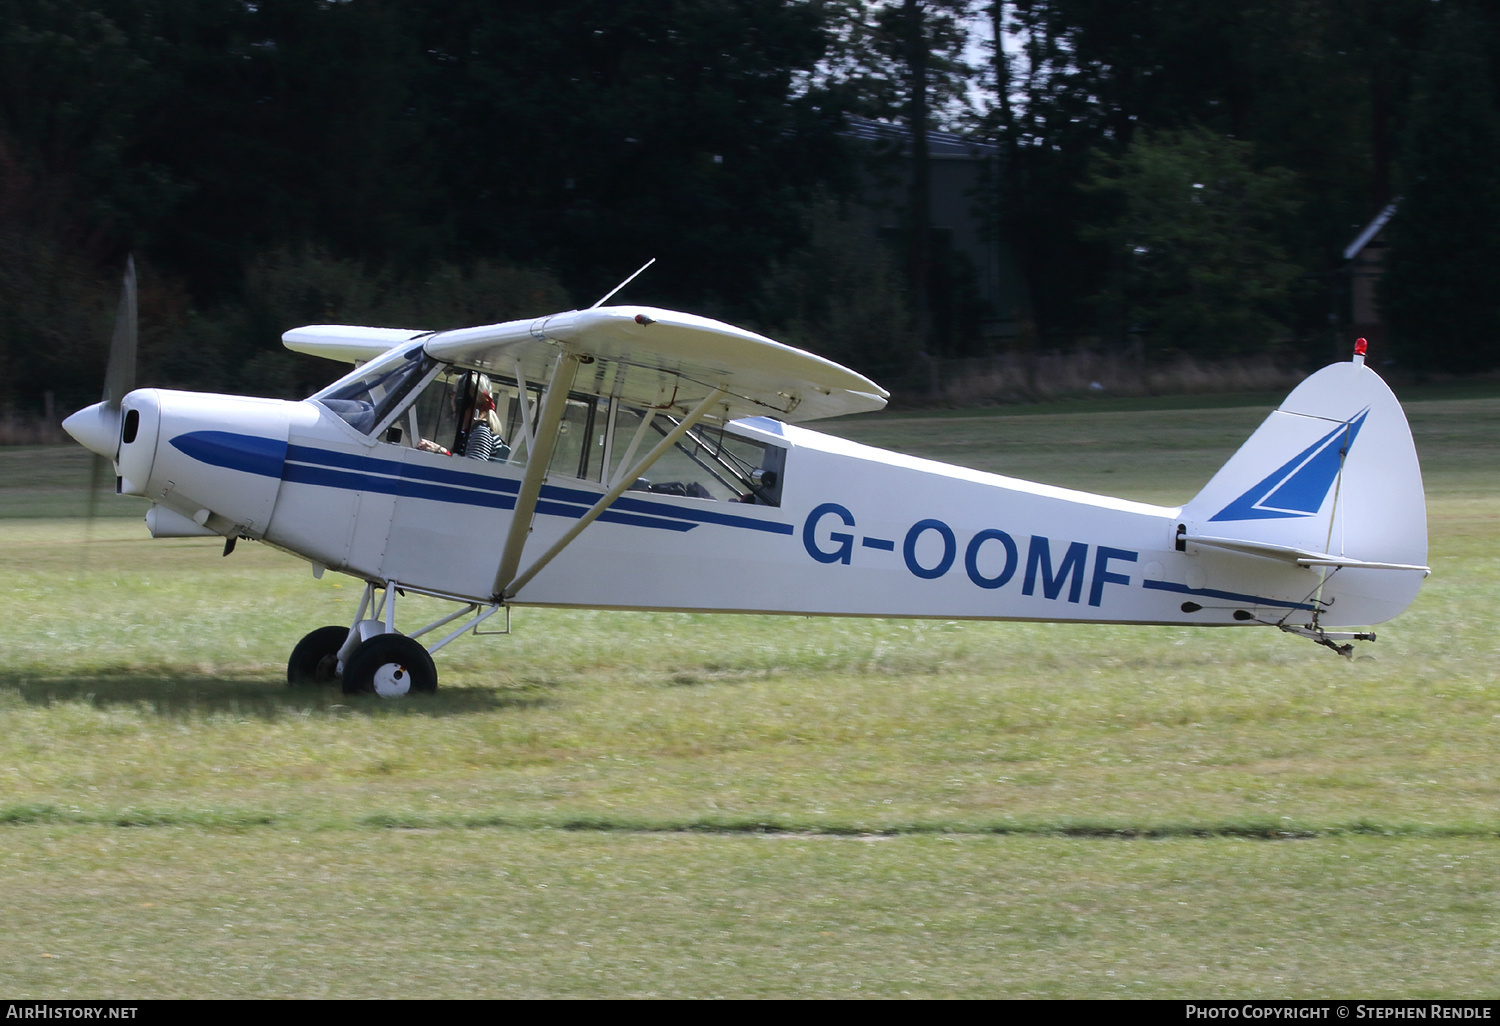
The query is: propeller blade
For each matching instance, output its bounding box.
[81,450,105,562]
[75,256,137,568]
[63,256,137,459]
[102,255,137,410]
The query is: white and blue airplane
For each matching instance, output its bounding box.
[63,265,1429,695]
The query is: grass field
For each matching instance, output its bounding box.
[1,391,1497,998]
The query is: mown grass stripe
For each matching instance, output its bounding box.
[6,804,1498,839]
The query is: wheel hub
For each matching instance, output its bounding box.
[372,662,411,698]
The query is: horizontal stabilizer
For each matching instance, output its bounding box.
[1187,534,1430,574]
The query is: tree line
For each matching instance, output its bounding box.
[2,0,1496,415]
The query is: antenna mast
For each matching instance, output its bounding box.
[590,258,656,309]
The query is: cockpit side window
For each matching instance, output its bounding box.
[363,361,788,505]
[714,427,786,506]
[402,369,517,461]
[608,407,786,505]
[404,368,464,453]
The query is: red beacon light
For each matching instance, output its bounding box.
[1353,337,1368,365]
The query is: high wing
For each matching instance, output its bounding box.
[283,325,431,365]
[285,305,888,424]
[424,305,887,423]
[284,304,889,602]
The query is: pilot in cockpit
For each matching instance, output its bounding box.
[418,372,510,461]
[462,376,510,461]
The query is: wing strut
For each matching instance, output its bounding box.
[491,353,582,599]
[502,385,728,601]
[512,359,537,454]
[608,408,657,488]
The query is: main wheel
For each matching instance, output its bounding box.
[341,633,437,697]
[287,625,350,687]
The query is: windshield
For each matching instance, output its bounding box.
[313,343,435,435]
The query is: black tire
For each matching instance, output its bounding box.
[287,625,350,687]
[341,633,437,697]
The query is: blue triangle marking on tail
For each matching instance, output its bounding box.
[1208,409,1368,522]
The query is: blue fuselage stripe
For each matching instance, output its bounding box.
[281,463,521,511]
[538,480,794,535]
[275,440,790,535]
[286,443,524,495]
[1141,578,1315,611]
[170,431,288,478]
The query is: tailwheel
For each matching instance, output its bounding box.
[287,625,350,687]
[341,633,438,697]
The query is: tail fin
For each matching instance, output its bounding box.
[1178,355,1428,626]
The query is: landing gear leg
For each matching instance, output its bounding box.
[298,580,506,697]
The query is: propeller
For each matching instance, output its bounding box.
[104,254,138,415]
[62,257,138,536]
[63,256,137,461]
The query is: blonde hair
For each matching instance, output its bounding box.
[472,374,504,437]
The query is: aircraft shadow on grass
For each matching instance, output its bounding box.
[0,671,550,718]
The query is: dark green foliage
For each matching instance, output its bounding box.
[0,0,852,407]
[8,0,1500,417]
[401,0,843,309]
[827,1,975,355]
[1381,5,1500,375]
[145,250,573,400]
[0,138,115,410]
[1087,126,1303,355]
[827,0,973,129]
[753,198,916,378]
[131,0,438,292]
[985,0,1443,356]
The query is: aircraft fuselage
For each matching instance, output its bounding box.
[106,384,1413,629]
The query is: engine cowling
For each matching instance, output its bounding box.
[120,389,294,538]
